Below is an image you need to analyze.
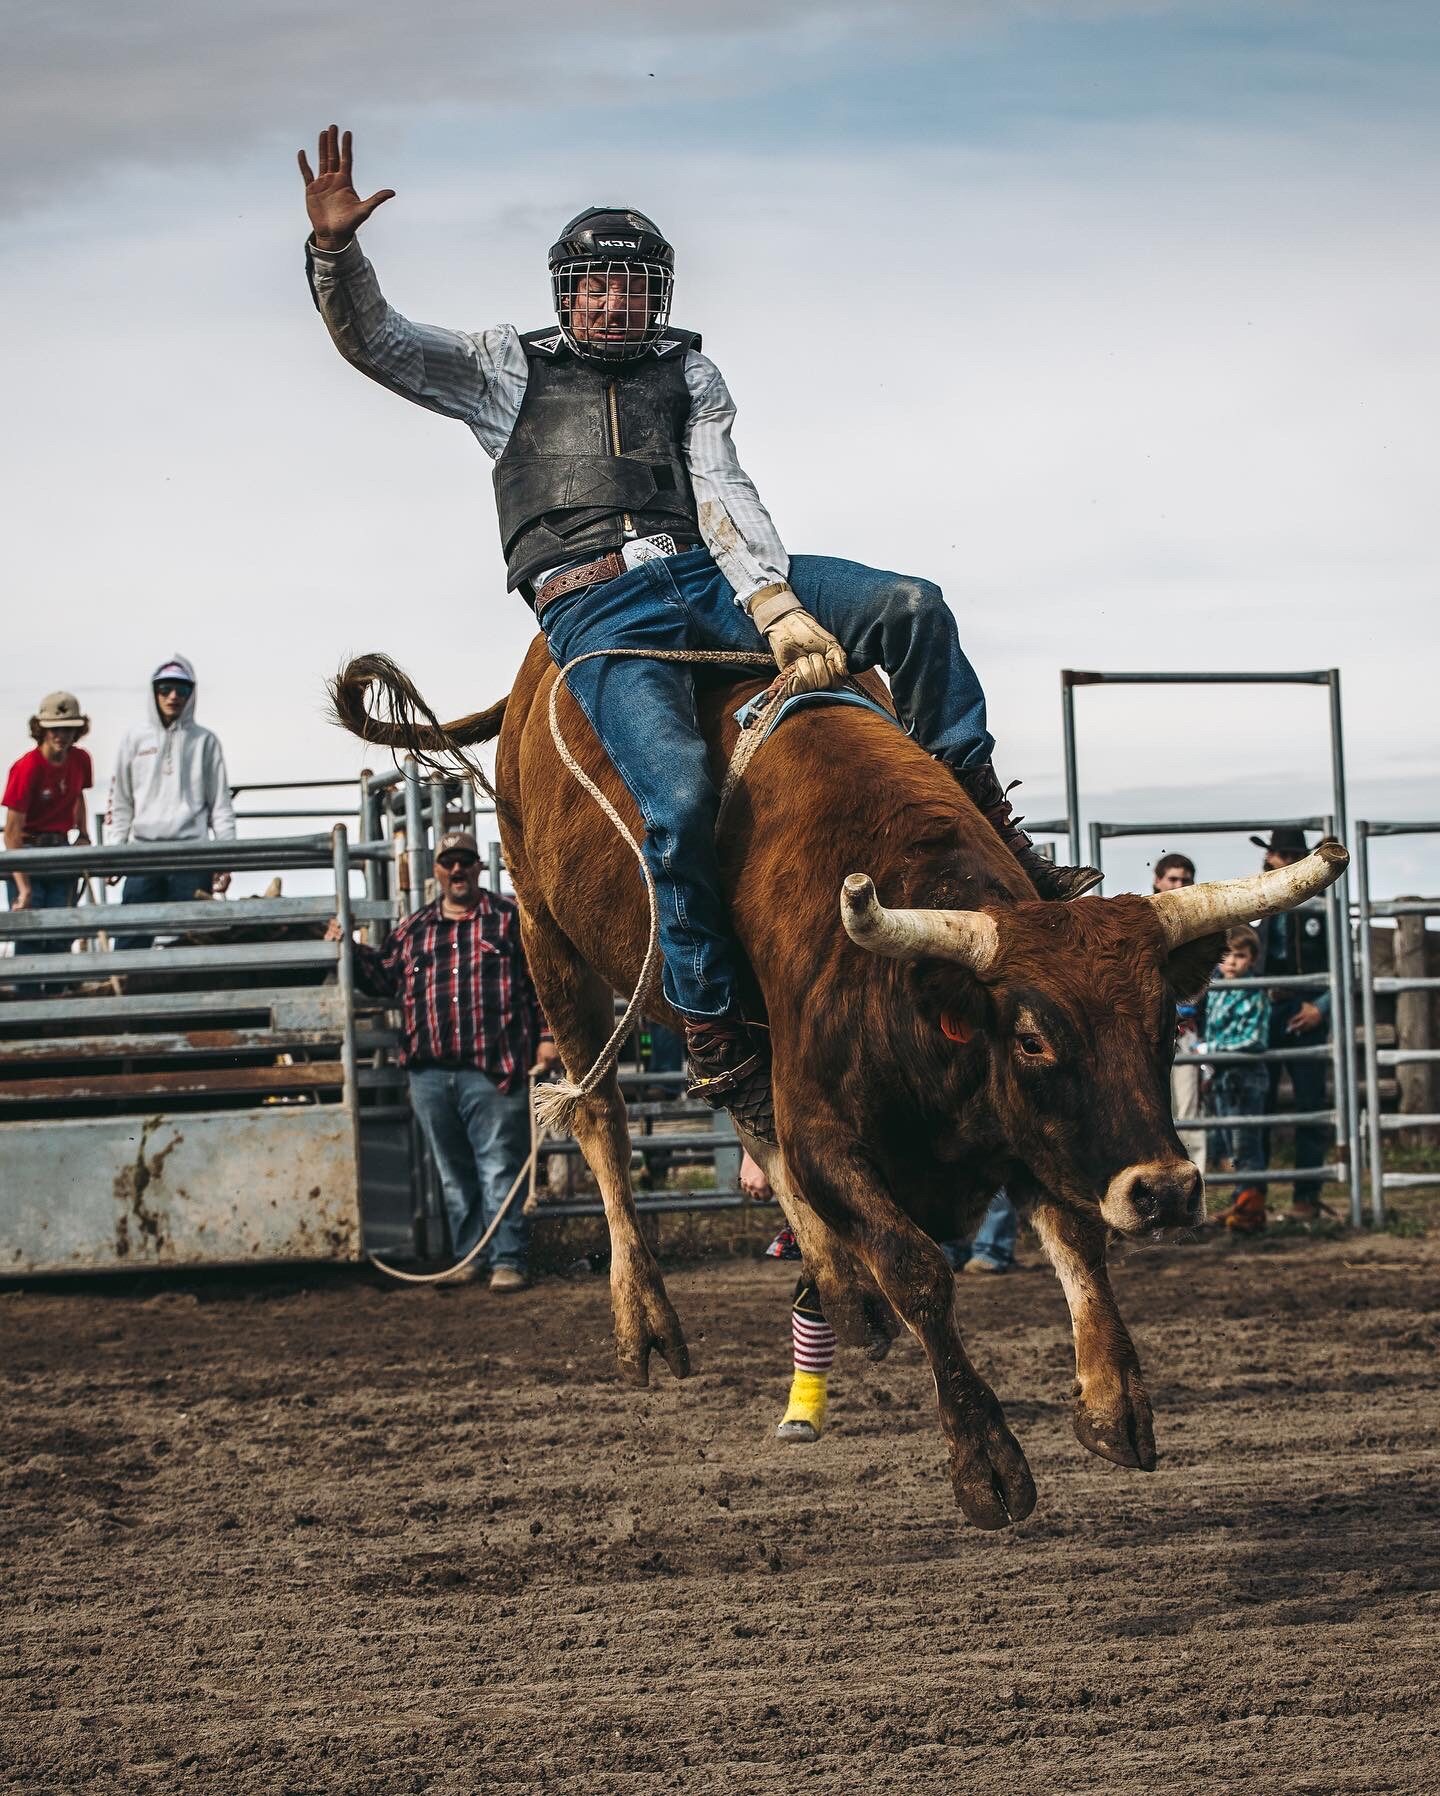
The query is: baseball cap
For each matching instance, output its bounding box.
[435,830,480,859]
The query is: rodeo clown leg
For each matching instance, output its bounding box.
[656,549,1102,901]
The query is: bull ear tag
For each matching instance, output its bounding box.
[939,1012,973,1044]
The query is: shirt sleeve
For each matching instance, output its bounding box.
[683,350,790,609]
[306,236,522,440]
[206,736,237,843]
[107,737,135,845]
[2,755,35,814]
[353,926,403,1000]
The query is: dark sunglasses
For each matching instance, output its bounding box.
[438,853,480,871]
[154,682,193,698]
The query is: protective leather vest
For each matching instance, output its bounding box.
[493,327,703,592]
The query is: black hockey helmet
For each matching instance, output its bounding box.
[548,206,674,362]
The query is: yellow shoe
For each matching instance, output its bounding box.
[776,1370,828,1443]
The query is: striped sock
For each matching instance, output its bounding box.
[791,1306,837,1374]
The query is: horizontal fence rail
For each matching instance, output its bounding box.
[0,833,391,876]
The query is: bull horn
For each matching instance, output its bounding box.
[840,873,1000,973]
[1147,838,1349,949]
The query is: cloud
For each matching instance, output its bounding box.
[4,0,1204,215]
[6,2,1439,899]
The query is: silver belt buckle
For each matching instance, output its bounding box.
[621,533,678,571]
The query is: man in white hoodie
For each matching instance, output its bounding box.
[108,657,236,945]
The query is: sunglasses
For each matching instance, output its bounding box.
[438,854,480,871]
[154,682,193,698]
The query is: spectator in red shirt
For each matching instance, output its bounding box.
[329,829,557,1288]
[3,691,92,954]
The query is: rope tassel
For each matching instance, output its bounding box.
[533,1077,587,1138]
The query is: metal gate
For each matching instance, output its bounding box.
[0,828,414,1273]
[1087,814,1360,1224]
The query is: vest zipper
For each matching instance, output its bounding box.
[606,381,635,538]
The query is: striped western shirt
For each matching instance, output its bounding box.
[354,893,549,1092]
[306,236,791,606]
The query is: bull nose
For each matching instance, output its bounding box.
[1101,1160,1204,1233]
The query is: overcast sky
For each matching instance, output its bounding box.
[4,0,1437,899]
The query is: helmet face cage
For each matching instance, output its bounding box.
[552,258,673,362]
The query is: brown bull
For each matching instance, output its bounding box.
[335,645,1346,1529]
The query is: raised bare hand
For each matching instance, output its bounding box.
[298,125,395,250]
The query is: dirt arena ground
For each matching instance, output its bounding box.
[4,1234,1438,1795]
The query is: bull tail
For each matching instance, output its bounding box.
[330,652,507,789]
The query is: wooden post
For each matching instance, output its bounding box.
[1394,901,1434,1139]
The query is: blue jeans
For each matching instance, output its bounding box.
[408,1066,532,1268]
[539,547,992,1018]
[4,874,79,955]
[943,1189,1018,1271]
[1212,1065,1269,1192]
[115,869,215,950]
[1266,998,1331,1175]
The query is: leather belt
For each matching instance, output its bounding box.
[534,550,628,613]
[533,537,702,615]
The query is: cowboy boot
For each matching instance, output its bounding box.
[1212,1186,1267,1234]
[954,761,1102,900]
[683,1019,777,1145]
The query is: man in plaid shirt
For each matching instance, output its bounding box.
[337,829,556,1288]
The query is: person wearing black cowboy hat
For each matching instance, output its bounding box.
[1252,826,1332,1223]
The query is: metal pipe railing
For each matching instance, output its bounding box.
[1324,871,1359,1226]
[0,834,391,876]
[1355,819,1440,1224]
[402,760,427,916]
[333,826,361,1163]
[229,778,364,793]
[1093,815,1331,842]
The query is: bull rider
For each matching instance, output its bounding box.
[300,125,1101,1116]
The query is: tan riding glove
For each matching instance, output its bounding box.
[749,583,848,695]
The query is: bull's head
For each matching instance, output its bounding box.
[840,841,1348,1234]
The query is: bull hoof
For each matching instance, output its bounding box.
[612,1280,691,1387]
[949,1411,1037,1529]
[1072,1370,1156,1471]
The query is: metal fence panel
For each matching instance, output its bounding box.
[0,1106,362,1274]
[1355,819,1440,1224]
[1086,811,1360,1222]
